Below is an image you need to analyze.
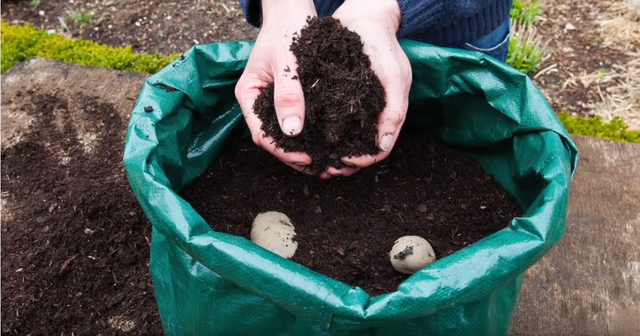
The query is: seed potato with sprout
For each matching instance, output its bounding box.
[389,236,436,275]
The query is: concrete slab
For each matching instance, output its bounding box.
[511,136,640,336]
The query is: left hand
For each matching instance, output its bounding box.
[320,0,412,179]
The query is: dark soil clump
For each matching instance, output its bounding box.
[1,93,162,335]
[253,16,386,171]
[180,135,522,296]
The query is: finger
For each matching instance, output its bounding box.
[235,73,312,166]
[283,161,316,175]
[325,166,360,177]
[235,73,267,144]
[273,52,305,137]
[344,58,410,168]
[259,134,312,166]
[319,171,332,180]
[342,154,378,169]
[374,63,409,155]
[342,92,405,170]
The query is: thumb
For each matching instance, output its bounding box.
[273,56,305,137]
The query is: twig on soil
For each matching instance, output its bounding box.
[100,248,120,260]
[59,255,77,274]
[534,63,558,79]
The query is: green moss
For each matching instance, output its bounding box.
[558,112,640,143]
[1,20,178,74]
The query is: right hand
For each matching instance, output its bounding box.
[235,0,317,173]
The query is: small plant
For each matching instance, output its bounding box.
[68,9,94,29]
[510,0,543,25]
[30,0,41,8]
[596,68,609,81]
[507,38,544,74]
[507,23,545,74]
[58,17,70,32]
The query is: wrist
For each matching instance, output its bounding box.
[261,0,316,26]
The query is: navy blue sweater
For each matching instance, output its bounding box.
[237,0,513,47]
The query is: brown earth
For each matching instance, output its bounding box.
[0,0,258,54]
[180,135,522,296]
[529,0,638,121]
[2,0,636,121]
[0,92,162,335]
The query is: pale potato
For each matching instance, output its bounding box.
[250,211,297,259]
[389,236,436,275]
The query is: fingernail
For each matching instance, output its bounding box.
[379,134,394,152]
[282,117,302,136]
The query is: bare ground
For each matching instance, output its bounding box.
[1,0,259,54]
[3,0,638,128]
[529,0,639,129]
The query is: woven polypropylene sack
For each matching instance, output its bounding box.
[123,40,578,336]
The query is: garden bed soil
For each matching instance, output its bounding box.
[254,16,386,171]
[1,93,162,335]
[180,135,523,296]
[5,0,638,129]
[1,0,258,55]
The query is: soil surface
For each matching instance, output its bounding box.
[0,0,258,54]
[180,135,522,296]
[1,93,162,335]
[4,0,637,128]
[530,0,632,117]
[255,17,386,172]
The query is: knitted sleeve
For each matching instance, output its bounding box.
[237,0,343,28]
[237,0,511,46]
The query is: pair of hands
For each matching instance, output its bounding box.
[235,0,412,179]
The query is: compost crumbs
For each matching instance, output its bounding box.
[1,93,162,335]
[180,136,523,296]
[254,16,386,171]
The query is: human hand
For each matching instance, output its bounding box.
[321,0,412,179]
[235,0,317,173]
